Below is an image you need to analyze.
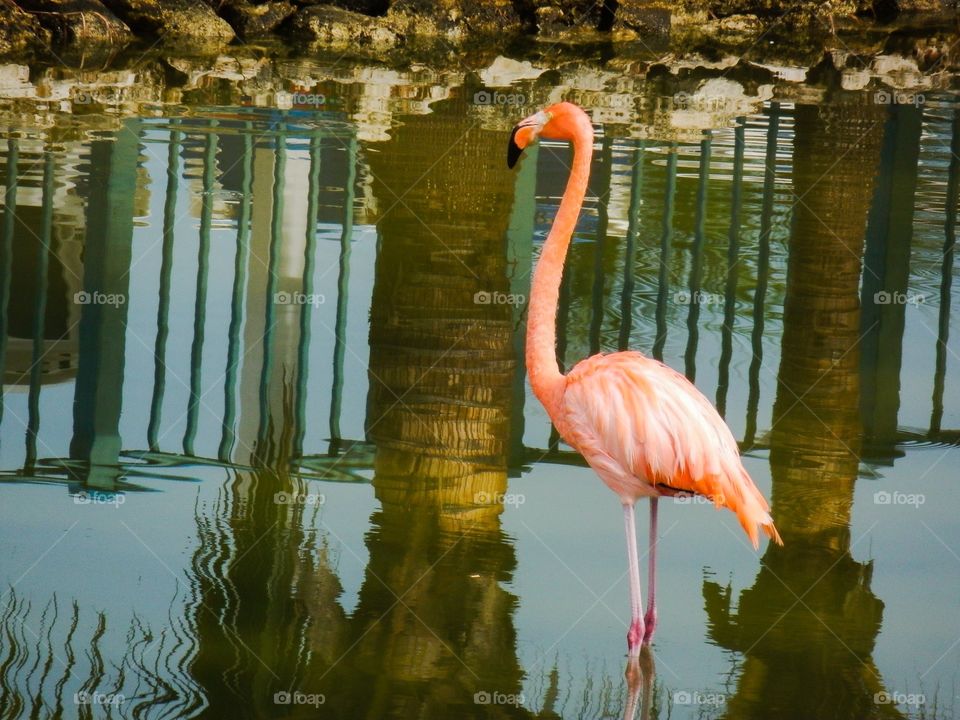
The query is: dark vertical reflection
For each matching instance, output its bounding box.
[717,120,745,416]
[0,138,18,431]
[859,103,922,461]
[219,126,253,463]
[328,136,356,451]
[184,126,218,456]
[684,131,711,381]
[70,121,138,487]
[619,141,644,352]
[148,121,182,452]
[354,104,529,717]
[931,111,958,435]
[25,151,54,469]
[706,102,901,720]
[744,104,780,448]
[652,145,676,361]
[294,133,322,460]
[589,136,613,356]
[256,131,285,454]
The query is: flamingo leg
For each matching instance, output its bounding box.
[643,498,658,643]
[623,503,644,656]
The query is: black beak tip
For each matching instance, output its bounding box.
[507,126,523,169]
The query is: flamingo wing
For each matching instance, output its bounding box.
[560,351,782,548]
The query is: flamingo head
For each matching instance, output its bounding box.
[507,102,591,168]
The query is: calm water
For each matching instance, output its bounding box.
[0,68,958,720]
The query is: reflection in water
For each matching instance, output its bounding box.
[704,102,904,719]
[861,104,924,463]
[0,586,202,719]
[359,102,528,716]
[72,127,138,488]
[0,81,956,719]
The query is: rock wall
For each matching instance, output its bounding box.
[0,0,956,61]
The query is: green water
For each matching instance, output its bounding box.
[0,72,957,720]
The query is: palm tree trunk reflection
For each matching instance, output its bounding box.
[705,102,906,720]
[357,105,530,716]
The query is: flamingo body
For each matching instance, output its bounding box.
[560,351,781,548]
[507,101,781,655]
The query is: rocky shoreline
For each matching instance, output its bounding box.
[0,0,958,65]
[0,0,957,145]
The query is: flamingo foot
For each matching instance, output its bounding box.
[627,619,645,656]
[642,609,657,644]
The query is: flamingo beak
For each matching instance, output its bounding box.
[507,110,549,169]
[507,125,525,169]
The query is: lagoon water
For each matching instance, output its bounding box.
[0,59,958,719]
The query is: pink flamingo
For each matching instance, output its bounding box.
[508,102,782,656]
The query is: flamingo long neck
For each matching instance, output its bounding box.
[526,124,593,414]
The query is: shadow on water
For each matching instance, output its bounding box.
[0,76,957,719]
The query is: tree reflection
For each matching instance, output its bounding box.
[343,99,529,717]
[704,102,907,720]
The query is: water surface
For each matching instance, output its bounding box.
[0,66,957,719]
